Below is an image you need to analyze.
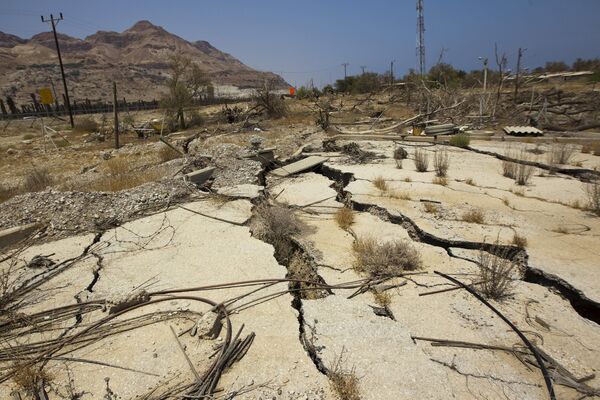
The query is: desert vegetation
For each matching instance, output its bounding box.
[352,236,422,277]
[414,148,429,172]
[477,244,522,300]
[334,207,355,230]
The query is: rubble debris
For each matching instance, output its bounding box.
[271,156,329,177]
[503,126,544,136]
[0,180,193,240]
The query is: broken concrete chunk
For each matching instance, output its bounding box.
[190,311,222,339]
[185,167,216,185]
[107,289,150,314]
[270,156,329,177]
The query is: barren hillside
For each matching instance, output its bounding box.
[0,20,288,103]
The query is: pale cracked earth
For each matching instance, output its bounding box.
[1,139,599,400]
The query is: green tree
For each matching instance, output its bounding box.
[544,61,569,73]
[161,54,211,130]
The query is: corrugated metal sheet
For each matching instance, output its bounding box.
[503,126,543,136]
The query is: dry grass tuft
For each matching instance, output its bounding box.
[502,160,517,179]
[388,189,411,200]
[448,132,471,148]
[353,236,422,277]
[433,148,450,177]
[462,209,485,224]
[334,207,355,230]
[414,148,429,172]
[586,180,600,215]
[465,178,476,186]
[373,291,392,307]
[12,363,53,395]
[372,176,388,192]
[477,243,522,300]
[512,233,528,248]
[432,176,448,186]
[23,168,53,192]
[158,145,181,162]
[329,349,361,400]
[251,202,303,262]
[423,202,439,214]
[85,171,163,192]
[73,117,99,133]
[404,177,412,182]
[105,157,130,176]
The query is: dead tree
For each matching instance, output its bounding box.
[492,44,508,117]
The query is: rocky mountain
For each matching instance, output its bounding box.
[0,20,287,103]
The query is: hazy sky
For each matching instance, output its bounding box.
[2,0,599,87]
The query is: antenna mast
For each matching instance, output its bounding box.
[416,0,426,76]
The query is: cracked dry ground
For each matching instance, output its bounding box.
[1,139,599,399]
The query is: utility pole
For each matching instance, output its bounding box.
[41,13,74,128]
[360,66,366,75]
[342,63,349,79]
[514,47,526,102]
[416,0,426,77]
[390,60,395,85]
[113,82,119,149]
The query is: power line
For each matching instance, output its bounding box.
[41,12,74,128]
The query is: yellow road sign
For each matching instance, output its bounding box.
[38,87,54,105]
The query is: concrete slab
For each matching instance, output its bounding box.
[185,166,215,185]
[270,156,329,177]
[0,222,42,250]
[216,184,265,199]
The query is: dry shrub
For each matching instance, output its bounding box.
[502,160,517,179]
[512,233,528,248]
[73,117,99,133]
[255,86,288,119]
[329,349,360,400]
[23,168,53,192]
[12,363,53,395]
[515,163,534,186]
[547,143,575,165]
[394,146,408,160]
[423,202,439,214]
[587,180,600,215]
[465,178,476,186]
[352,236,422,277]
[462,209,484,224]
[373,290,391,307]
[158,145,180,162]
[251,202,302,262]
[414,148,429,172]
[433,148,450,177]
[334,207,355,230]
[432,176,448,186]
[372,176,388,192]
[477,244,521,300]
